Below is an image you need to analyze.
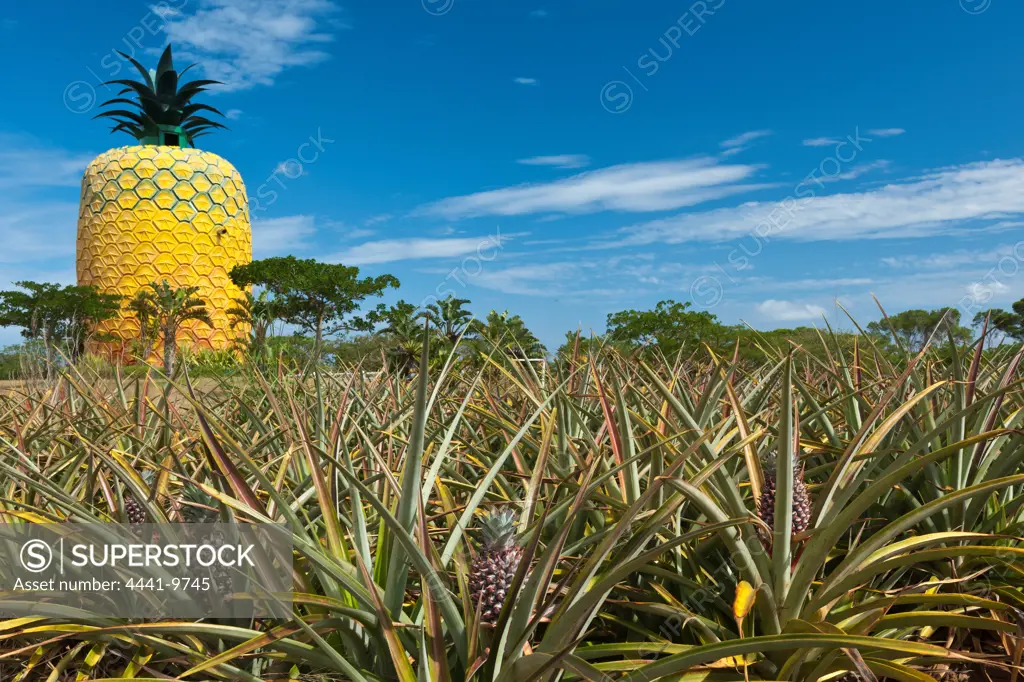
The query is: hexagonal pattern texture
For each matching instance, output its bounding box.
[77,146,251,358]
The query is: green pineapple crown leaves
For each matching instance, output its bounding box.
[478,507,519,549]
[95,44,227,144]
[180,482,219,524]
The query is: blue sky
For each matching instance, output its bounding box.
[2,0,1024,349]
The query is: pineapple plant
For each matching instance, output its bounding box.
[468,507,524,624]
[756,454,812,544]
[179,483,219,524]
[77,45,250,359]
[180,484,233,602]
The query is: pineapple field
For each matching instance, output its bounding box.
[0,327,1022,682]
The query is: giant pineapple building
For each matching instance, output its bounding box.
[76,46,250,358]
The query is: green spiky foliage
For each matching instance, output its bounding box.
[468,507,523,624]
[95,44,226,145]
[3,314,1024,679]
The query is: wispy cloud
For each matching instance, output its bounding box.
[514,77,538,85]
[802,137,841,147]
[330,233,525,265]
[614,159,1024,246]
[881,244,1018,270]
[756,299,827,321]
[161,0,342,91]
[0,137,91,265]
[815,160,892,184]
[473,263,565,296]
[868,128,905,137]
[529,9,548,17]
[721,130,772,149]
[225,109,244,120]
[418,158,770,219]
[517,154,591,169]
[252,215,317,258]
[0,135,93,189]
[0,204,79,263]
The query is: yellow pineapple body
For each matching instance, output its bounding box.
[76,145,251,359]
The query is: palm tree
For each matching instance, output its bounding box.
[226,290,278,359]
[379,300,426,375]
[472,310,545,360]
[126,290,160,362]
[128,281,212,375]
[425,295,473,346]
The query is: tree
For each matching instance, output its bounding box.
[126,290,160,362]
[472,310,545,360]
[0,281,122,368]
[865,308,972,352]
[379,300,426,374]
[976,299,1024,342]
[128,281,212,375]
[425,295,473,345]
[605,300,724,357]
[226,290,280,359]
[229,257,399,352]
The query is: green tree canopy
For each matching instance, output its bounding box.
[605,299,724,357]
[865,307,972,352]
[975,299,1024,342]
[229,257,399,350]
[0,281,122,365]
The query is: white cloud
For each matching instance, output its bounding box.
[517,154,591,169]
[331,232,525,265]
[0,204,79,263]
[614,159,1024,246]
[161,0,341,92]
[225,109,244,120]
[868,128,905,137]
[0,135,93,189]
[881,244,1019,270]
[514,77,538,85]
[802,137,841,147]
[761,277,874,290]
[418,158,770,219]
[815,160,891,184]
[721,130,772,149]
[473,263,565,296]
[529,9,548,17]
[0,137,91,266]
[251,214,317,258]
[756,299,827,321]
[364,213,392,226]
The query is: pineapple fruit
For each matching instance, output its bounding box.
[125,470,154,525]
[469,508,524,624]
[77,45,250,359]
[757,456,812,542]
